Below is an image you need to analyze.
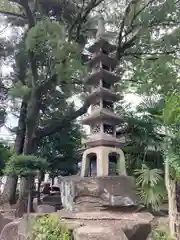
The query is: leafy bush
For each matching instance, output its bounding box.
[152,228,174,240]
[168,152,180,180]
[134,164,166,210]
[4,154,48,177]
[0,142,12,176]
[28,214,72,240]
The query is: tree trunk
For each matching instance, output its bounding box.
[15,89,41,216]
[27,176,34,215]
[15,177,34,217]
[37,179,41,205]
[15,137,36,216]
[15,172,34,217]
[51,177,54,185]
[176,181,180,212]
[165,155,178,239]
[1,177,18,204]
[15,178,29,217]
[1,100,27,204]
[37,171,43,204]
[167,179,177,238]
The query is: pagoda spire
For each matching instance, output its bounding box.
[96,15,106,40]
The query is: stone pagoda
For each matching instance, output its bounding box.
[81,16,126,177]
[60,16,138,212]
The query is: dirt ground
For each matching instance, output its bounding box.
[0,203,16,219]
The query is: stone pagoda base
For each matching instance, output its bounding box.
[60,176,138,212]
[16,210,154,240]
[57,210,153,240]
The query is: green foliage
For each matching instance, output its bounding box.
[167,152,180,180]
[8,81,31,99]
[4,154,48,178]
[29,214,72,240]
[134,164,166,210]
[0,0,21,15]
[152,228,174,240]
[116,99,164,174]
[38,122,82,176]
[132,57,179,96]
[160,93,180,180]
[0,108,6,126]
[25,19,84,92]
[0,142,11,176]
[162,93,180,127]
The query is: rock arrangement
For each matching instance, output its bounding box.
[0,209,155,240]
[0,176,154,240]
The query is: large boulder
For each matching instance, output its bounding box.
[41,194,62,210]
[73,226,128,240]
[58,208,154,239]
[123,222,151,240]
[17,210,153,240]
[58,210,153,240]
[60,176,138,211]
[0,214,14,234]
[18,214,40,239]
[35,204,56,213]
[41,183,50,194]
[0,220,20,240]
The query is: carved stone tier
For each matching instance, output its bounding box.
[88,39,116,54]
[86,87,122,104]
[82,133,124,148]
[86,68,119,85]
[60,176,138,212]
[81,108,122,125]
[87,52,117,70]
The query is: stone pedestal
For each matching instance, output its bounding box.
[60,176,138,212]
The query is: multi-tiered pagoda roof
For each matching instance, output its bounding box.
[81,19,124,148]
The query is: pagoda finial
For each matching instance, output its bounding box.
[96,15,106,40]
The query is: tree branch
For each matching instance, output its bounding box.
[117,0,133,52]
[68,0,104,43]
[68,0,85,40]
[35,100,90,140]
[19,0,35,27]
[0,10,26,19]
[18,0,38,88]
[123,49,180,58]
[116,0,156,60]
